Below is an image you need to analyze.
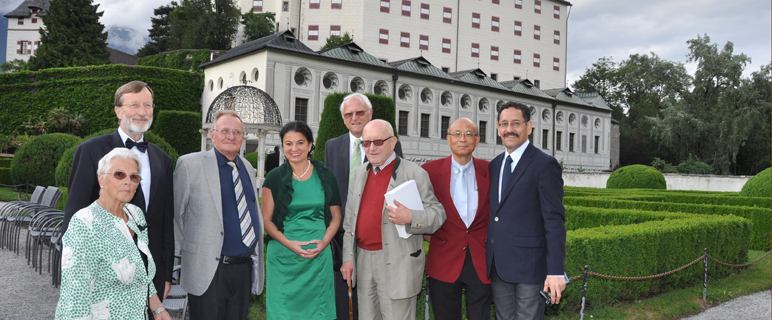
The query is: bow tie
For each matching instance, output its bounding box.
[125,138,148,153]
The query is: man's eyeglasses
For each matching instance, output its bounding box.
[343,110,368,119]
[362,136,393,148]
[448,131,479,139]
[497,120,526,129]
[211,129,245,138]
[105,171,141,183]
[122,103,154,110]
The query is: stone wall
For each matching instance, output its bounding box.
[563,172,752,192]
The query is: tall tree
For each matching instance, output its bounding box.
[28,0,110,70]
[137,5,174,57]
[320,32,353,50]
[649,35,770,174]
[168,0,241,50]
[241,12,275,42]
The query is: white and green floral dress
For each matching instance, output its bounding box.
[55,201,157,320]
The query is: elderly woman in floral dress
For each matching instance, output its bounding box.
[56,148,171,320]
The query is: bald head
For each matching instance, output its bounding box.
[447,117,479,164]
[363,119,397,167]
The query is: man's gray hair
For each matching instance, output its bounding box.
[339,93,373,114]
[97,148,142,176]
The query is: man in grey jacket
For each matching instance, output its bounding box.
[174,110,264,320]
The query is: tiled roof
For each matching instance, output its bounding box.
[576,92,612,111]
[387,56,455,79]
[543,88,593,107]
[4,0,49,18]
[448,69,510,90]
[318,43,392,68]
[199,30,317,69]
[500,79,554,100]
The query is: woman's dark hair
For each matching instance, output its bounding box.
[279,121,315,159]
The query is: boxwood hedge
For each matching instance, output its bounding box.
[740,167,771,198]
[154,110,202,156]
[606,165,667,189]
[11,133,82,187]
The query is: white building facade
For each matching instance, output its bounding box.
[236,0,570,89]
[200,31,613,170]
[3,0,48,63]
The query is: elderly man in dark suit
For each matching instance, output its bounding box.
[63,80,175,301]
[487,101,566,320]
[422,118,492,320]
[324,93,402,320]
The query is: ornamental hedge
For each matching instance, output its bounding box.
[0,64,203,136]
[740,167,771,198]
[136,49,213,71]
[54,129,179,187]
[607,165,667,189]
[154,110,202,156]
[11,133,82,187]
[313,92,398,162]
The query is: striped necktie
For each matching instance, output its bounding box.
[227,161,257,248]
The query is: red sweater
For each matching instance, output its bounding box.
[355,162,395,251]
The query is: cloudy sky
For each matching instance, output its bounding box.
[2,0,770,83]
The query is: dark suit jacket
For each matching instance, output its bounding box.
[63,130,175,297]
[486,142,566,285]
[422,156,491,284]
[323,133,403,267]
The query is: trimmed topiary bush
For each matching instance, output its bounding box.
[11,133,82,186]
[154,110,202,156]
[313,92,398,162]
[606,164,667,190]
[0,158,12,168]
[740,167,771,198]
[0,168,11,186]
[245,152,258,169]
[54,129,179,187]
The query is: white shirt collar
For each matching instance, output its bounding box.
[117,126,145,143]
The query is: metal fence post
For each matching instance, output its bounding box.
[703,247,708,302]
[580,265,589,320]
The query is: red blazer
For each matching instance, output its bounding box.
[422,156,491,284]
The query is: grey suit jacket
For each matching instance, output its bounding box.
[173,149,265,296]
[341,157,445,299]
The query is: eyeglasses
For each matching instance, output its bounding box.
[105,171,141,183]
[497,120,526,129]
[448,131,479,139]
[362,136,393,148]
[122,103,154,110]
[211,129,245,138]
[343,110,369,119]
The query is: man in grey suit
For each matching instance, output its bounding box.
[324,93,403,320]
[340,119,445,320]
[173,111,265,320]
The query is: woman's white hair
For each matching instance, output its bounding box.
[97,148,141,176]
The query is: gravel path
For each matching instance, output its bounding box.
[681,290,771,320]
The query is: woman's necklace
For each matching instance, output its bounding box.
[292,160,311,180]
[97,199,127,222]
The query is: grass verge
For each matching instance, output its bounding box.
[546,249,771,320]
[0,186,23,202]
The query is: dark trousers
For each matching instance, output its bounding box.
[334,269,359,320]
[428,250,492,320]
[490,263,544,320]
[188,260,252,320]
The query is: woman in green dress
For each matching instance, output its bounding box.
[56,148,171,320]
[262,121,342,320]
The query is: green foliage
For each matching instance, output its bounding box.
[0,59,29,73]
[0,64,203,137]
[245,152,258,169]
[607,165,667,190]
[54,129,179,187]
[314,93,398,162]
[45,107,86,136]
[28,0,110,70]
[651,157,677,173]
[154,110,202,156]
[241,12,276,42]
[137,5,174,57]
[740,167,771,198]
[320,32,354,50]
[0,168,11,186]
[11,133,82,187]
[136,49,212,71]
[168,0,242,50]
[675,154,714,174]
[57,187,68,211]
[564,196,771,250]
[0,159,12,168]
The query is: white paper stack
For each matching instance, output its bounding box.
[384,180,424,239]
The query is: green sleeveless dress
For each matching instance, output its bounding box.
[266,168,335,319]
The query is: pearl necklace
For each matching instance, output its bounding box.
[292,160,311,180]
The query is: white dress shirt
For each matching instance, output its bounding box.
[450,157,478,228]
[348,131,366,165]
[497,140,529,202]
[118,127,151,209]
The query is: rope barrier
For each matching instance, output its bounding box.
[708,250,772,268]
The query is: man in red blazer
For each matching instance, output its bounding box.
[422,118,492,320]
